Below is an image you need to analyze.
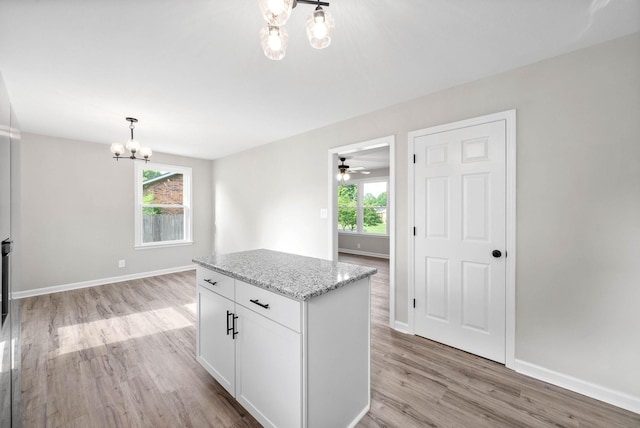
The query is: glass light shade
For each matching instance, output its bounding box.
[306,8,335,49]
[337,171,350,181]
[126,138,141,153]
[260,25,288,60]
[139,147,152,159]
[258,0,294,25]
[110,143,125,156]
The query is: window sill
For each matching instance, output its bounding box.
[135,241,194,250]
[338,232,389,238]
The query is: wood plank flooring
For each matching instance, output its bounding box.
[20,255,640,427]
[341,254,639,428]
[20,272,260,428]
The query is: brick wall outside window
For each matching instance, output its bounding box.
[143,174,184,214]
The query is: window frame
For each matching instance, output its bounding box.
[338,177,389,237]
[134,162,193,249]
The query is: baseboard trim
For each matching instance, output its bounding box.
[12,265,197,299]
[392,320,410,334]
[347,404,371,428]
[338,248,390,259]
[514,359,640,414]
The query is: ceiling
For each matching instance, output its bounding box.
[341,146,389,172]
[0,1,638,160]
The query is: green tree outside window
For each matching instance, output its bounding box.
[338,182,387,233]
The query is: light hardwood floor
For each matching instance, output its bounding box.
[20,255,639,427]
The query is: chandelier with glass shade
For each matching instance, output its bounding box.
[110,117,152,163]
[259,0,334,60]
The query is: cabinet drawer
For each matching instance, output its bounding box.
[236,280,301,333]
[197,267,234,300]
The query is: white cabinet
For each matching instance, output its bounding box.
[236,304,301,428]
[196,284,236,395]
[196,265,370,428]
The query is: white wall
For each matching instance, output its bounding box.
[18,133,213,293]
[212,140,329,257]
[338,234,389,258]
[212,33,640,401]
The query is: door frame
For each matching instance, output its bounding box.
[407,110,516,368]
[328,135,396,328]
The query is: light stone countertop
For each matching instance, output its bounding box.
[193,249,377,301]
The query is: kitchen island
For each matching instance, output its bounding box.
[193,249,377,428]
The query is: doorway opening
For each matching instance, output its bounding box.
[328,136,396,328]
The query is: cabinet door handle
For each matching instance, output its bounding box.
[250,299,270,309]
[226,310,233,336]
[204,279,218,286]
[232,314,239,339]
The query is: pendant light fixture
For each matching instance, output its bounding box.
[337,157,350,182]
[260,24,289,60]
[259,0,333,60]
[306,4,334,49]
[110,117,152,163]
[259,0,294,26]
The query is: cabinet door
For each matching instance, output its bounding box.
[197,285,236,396]
[235,305,302,428]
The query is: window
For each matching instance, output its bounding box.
[338,179,388,235]
[135,162,192,248]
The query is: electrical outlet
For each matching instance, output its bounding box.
[118,260,125,268]
[357,243,361,249]
[320,208,328,219]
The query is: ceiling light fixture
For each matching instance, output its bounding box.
[306,4,334,49]
[259,0,294,25]
[259,0,333,60]
[337,157,350,182]
[110,117,152,163]
[260,25,288,60]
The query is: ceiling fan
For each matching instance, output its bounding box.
[337,157,370,182]
[347,165,371,175]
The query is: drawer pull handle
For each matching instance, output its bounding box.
[233,314,239,339]
[250,299,270,309]
[226,310,233,336]
[204,279,218,286]
[226,310,239,339]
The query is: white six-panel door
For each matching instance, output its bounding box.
[413,119,507,363]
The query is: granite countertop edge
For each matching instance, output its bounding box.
[192,250,377,301]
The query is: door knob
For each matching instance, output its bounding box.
[492,250,502,258]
